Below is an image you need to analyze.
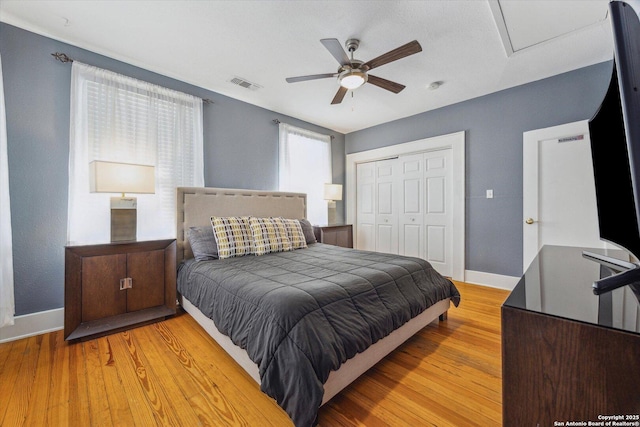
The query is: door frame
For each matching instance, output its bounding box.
[346,131,465,281]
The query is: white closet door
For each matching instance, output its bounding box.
[356,162,376,251]
[375,158,399,254]
[424,149,453,277]
[398,153,424,258]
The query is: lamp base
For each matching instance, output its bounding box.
[328,206,337,225]
[111,197,137,242]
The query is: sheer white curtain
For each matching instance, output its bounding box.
[0,53,15,328]
[68,62,204,245]
[278,123,332,225]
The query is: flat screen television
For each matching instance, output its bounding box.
[586,0,640,294]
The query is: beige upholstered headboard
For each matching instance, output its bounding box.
[176,187,307,263]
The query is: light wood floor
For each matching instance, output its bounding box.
[0,282,509,426]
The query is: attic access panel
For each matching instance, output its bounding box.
[489,0,609,55]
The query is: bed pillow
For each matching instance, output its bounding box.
[187,226,218,261]
[249,217,292,256]
[210,216,254,259]
[280,218,308,250]
[298,218,317,244]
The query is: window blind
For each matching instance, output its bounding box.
[278,123,332,225]
[68,62,204,244]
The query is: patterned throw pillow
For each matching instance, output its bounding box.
[280,218,308,250]
[249,217,292,256]
[210,216,253,259]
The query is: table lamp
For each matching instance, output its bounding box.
[324,183,343,225]
[89,161,155,242]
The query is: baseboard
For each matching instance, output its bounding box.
[464,270,520,290]
[0,308,64,344]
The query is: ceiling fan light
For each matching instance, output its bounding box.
[339,70,367,90]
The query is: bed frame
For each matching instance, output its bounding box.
[176,186,451,405]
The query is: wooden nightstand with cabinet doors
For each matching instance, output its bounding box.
[313,224,353,248]
[64,239,176,341]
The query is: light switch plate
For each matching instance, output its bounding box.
[486,189,494,199]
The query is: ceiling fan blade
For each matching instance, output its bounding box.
[363,40,422,71]
[286,73,337,83]
[331,86,348,105]
[367,75,406,93]
[321,38,351,66]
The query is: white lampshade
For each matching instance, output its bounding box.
[324,183,343,201]
[89,161,155,194]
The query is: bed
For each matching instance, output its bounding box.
[175,187,460,427]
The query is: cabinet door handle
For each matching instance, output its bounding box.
[120,277,133,290]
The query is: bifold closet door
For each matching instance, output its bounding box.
[355,149,454,277]
[356,162,376,251]
[424,149,453,278]
[398,153,424,258]
[356,159,400,255]
[375,159,399,254]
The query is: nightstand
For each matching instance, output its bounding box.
[313,224,353,248]
[64,239,177,341]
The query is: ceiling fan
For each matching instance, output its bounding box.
[286,38,422,105]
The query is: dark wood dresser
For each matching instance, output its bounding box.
[65,239,176,341]
[313,224,353,248]
[502,245,640,425]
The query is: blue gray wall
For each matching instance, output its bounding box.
[346,61,613,277]
[0,22,345,316]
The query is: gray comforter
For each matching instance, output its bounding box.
[177,243,460,427]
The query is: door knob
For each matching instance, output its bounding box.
[525,218,535,225]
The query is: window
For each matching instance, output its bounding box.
[278,123,332,225]
[67,62,204,244]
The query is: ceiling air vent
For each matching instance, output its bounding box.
[228,76,262,91]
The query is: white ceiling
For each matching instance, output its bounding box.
[0,0,613,134]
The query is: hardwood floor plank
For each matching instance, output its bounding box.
[162,313,292,427]
[0,282,508,426]
[114,330,182,425]
[0,339,26,424]
[0,336,42,426]
[23,333,54,426]
[320,386,415,427]
[106,331,165,426]
[68,338,91,426]
[85,338,115,426]
[148,320,259,426]
[381,357,501,425]
[133,325,213,426]
[46,331,71,426]
[96,336,136,426]
[0,338,13,372]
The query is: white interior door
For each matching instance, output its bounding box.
[424,149,453,277]
[356,162,376,251]
[523,120,606,271]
